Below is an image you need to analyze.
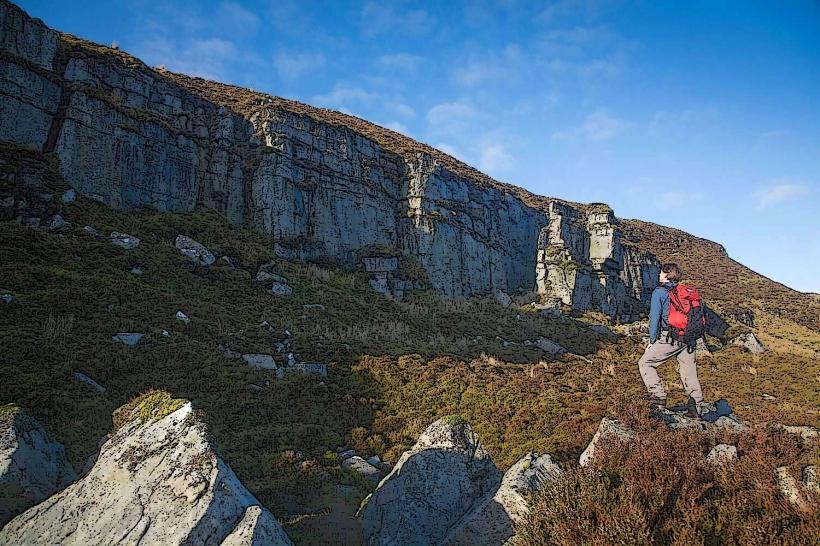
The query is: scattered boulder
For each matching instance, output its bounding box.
[174,235,215,266]
[83,225,102,238]
[302,304,326,312]
[0,393,293,545]
[256,270,288,284]
[291,362,327,377]
[366,455,381,466]
[129,266,143,276]
[776,424,820,441]
[0,405,77,527]
[175,310,190,324]
[620,319,649,337]
[803,466,819,494]
[534,337,566,356]
[494,290,513,308]
[731,332,765,353]
[61,189,76,204]
[444,452,562,546]
[112,332,143,346]
[73,372,105,394]
[110,231,140,250]
[656,401,746,432]
[775,466,809,511]
[246,384,264,393]
[342,456,381,484]
[1,293,13,305]
[359,417,503,546]
[161,330,171,338]
[706,444,737,465]
[242,354,277,371]
[579,418,635,466]
[269,282,293,297]
[43,214,69,232]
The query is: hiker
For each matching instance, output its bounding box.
[638,262,708,416]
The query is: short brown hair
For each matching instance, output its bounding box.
[661,262,682,282]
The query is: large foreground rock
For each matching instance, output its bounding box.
[359,417,503,545]
[444,452,562,546]
[0,392,292,545]
[0,405,76,526]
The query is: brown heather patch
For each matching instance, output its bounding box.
[516,402,820,546]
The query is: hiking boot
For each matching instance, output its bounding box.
[686,397,710,419]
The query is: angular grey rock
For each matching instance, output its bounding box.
[292,362,327,377]
[0,293,13,305]
[589,324,615,337]
[246,384,264,393]
[731,332,765,353]
[803,466,819,494]
[534,337,566,356]
[112,332,143,346]
[175,310,190,323]
[776,424,820,441]
[366,455,381,466]
[706,444,737,464]
[73,372,105,394]
[242,354,277,370]
[255,270,288,284]
[161,330,171,338]
[444,452,562,546]
[174,235,216,266]
[342,456,381,484]
[494,290,513,308]
[269,282,293,297]
[338,449,356,460]
[359,417,503,546]
[302,304,326,312]
[43,214,68,232]
[83,225,101,238]
[61,189,76,203]
[109,231,140,250]
[0,398,293,545]
[0,405,76,527]
[579,418,635,466]
[775,466,808,510]
[129,266,143,275]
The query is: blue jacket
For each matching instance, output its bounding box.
[648,281,677,343]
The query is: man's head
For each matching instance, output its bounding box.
[659,262,682,284]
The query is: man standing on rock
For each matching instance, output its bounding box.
[638,263,706,417]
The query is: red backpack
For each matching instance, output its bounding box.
[666,284,707,351]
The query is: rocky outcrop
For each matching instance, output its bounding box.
[359,417,502,545]
[731,332,765,353]
[0,0,661,317]
[358,418,561,546]
[444,452,562,546]
[0,392,292,545]
[0,405,76,526]
[535,204,658,321]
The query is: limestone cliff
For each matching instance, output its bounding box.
[0,0,659,316]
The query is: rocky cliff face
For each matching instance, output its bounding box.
[0,0,658,316]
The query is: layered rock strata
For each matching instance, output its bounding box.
[1,0,659,316]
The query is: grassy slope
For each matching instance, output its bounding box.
[621,218,820,333]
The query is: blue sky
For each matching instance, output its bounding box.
[19,0,820,292]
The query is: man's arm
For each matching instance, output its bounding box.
[648,288,662,343]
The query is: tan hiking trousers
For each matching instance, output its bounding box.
[638,331,703,403]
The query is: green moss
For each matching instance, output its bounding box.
[442,414,467,427]
[112,390,186,430]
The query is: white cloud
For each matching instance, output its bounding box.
[552,110,627,141]
[479,142,514,172]
[312,84,378,109]
[377,53,425,70]
[360,2,435,36]
[435,142,463,159]
[454,44,525,86]
[652,191,703,210]
[534,25,626,81]
[391,101,416,119]
[274,51,326,80]
[217,2,260,34]
[137,36,239,79]
[648,109,713,136]
[426,101,477,126]
[753,181,810,208]
[382,120,412,136]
